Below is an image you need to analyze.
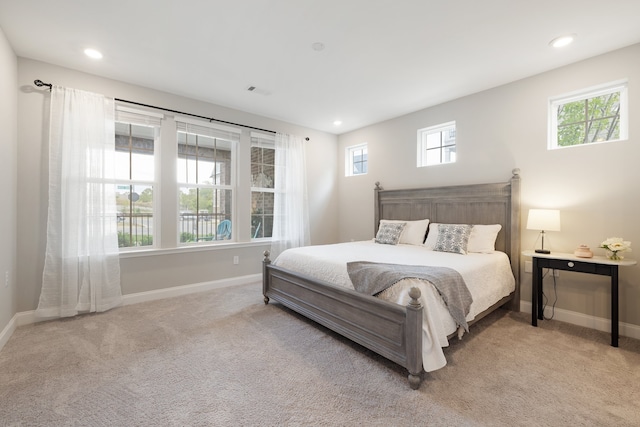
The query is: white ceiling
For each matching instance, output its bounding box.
[2,0,640,134]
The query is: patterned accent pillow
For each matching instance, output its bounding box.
[375,222,406,245]
[433,224,472,254]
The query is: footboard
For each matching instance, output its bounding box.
[263,251,424,389]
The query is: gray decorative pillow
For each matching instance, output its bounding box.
[375,222,406,245]
[433,224,472,254]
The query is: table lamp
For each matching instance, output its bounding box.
[527,209,561,254]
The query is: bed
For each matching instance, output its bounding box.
[262,169,521,389]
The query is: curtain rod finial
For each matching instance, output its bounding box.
[34,79,52,91]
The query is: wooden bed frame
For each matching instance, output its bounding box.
[262,169,521,389]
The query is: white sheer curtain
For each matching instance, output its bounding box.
[36,86,122,318]
[270,133,310,260]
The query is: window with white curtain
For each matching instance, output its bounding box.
[112,108,274,252]
[176,119,239,244]
[114,107,162,249]
[250,132,275,239]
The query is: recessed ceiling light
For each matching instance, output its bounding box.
[549,34,576,48]
[333,120,342,126]
[84,48,103,59]
[312,42,325,52]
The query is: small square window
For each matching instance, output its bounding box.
[549,81,628,149]
[417,121,456,167]
[345,143,368,176]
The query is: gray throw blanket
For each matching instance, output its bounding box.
[346,261,473,332]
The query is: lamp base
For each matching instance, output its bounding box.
[535,249,551,254]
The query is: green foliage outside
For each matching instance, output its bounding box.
[116,187,153,214]
[116,186,153,248]
[557,92,620,147]
[118,232,153,248]
[138,188,153,204]
[179,232,215,243]
[180,232,196,243]
[179,188,214,213]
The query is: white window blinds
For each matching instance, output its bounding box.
[176,117,241,142]
[115,105,163,127]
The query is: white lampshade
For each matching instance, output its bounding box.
[527,209,561,231]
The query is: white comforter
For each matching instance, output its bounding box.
[273,240,515,372]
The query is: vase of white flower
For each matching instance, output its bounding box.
[600,237,632,261]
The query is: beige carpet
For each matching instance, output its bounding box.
[1,282,639,426]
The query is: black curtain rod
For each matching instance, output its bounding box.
[33,79,305,138]
[113,98,276,134]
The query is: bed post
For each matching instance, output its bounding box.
[374,182,383,236]
[405,287,423,390]
[508,168,521,311]
[263,250,271,305]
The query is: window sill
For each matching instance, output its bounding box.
[548,137,629,150]
[119,240,272,259]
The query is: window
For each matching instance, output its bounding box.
[177,120,239,244]
[250,133,275,239]
[114,107,162,249]
[417,121,456,167]
[345,143,368,176]
[112,107,281,252]
[549,81,628,149]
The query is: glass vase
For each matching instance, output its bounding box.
[606,250,623,261]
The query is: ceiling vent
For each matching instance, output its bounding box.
[246,85,271,96]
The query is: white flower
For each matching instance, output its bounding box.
[600,237,632,253]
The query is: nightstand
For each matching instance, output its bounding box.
[523,250,637,347]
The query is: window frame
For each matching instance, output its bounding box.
[176,118,239,246]
[114,106,163,251]
[345,143,368,177]
[417,121,456,167]
[548,80,628,150]
[250,132,275,240]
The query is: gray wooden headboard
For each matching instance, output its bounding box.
[373,169,521,310]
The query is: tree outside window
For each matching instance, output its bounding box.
[550,81,628,149]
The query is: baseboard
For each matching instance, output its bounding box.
[520,300,640,341]
[0,274,262,352]
[121,273,261,306]
[0,314,18,353]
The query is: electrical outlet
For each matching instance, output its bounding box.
[5,271,9,288]
[233,256,239,265]
[524,261,532,273]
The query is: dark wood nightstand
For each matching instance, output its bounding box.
[523,250,637,347]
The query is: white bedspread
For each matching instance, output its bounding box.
[273,240,515,372]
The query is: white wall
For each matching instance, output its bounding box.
[16,58,338,312]
[338,44,640,327]
[0,27,17,337]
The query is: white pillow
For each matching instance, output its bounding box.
[467,224,502,253]
[423,222,442,249]
[380,219,429,245]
